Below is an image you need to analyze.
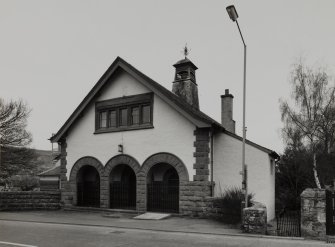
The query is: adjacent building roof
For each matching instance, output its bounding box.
[38,165,60,177]
[50,57,279,159]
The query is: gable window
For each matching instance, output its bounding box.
[109,110,117,128]
[131,107,139,125]
[95,93,153,133]
[119,108,128,126]
[142,105,151,124]
[99,111,107,128]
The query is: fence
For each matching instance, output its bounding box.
[110,182,136,210]
[147,182,179,213]
[276,210,301,237]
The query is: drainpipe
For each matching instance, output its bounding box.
[210,128,214,197]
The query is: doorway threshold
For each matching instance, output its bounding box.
[134,212,171,220]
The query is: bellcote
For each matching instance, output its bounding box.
[172,58,199,109]
[173,58,198,84]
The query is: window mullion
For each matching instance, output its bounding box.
[116,107,119,127]
[107,110,110,128]
[127,105,131,126]
[139,105,143,125]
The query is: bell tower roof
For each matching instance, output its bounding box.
[173,58,198,70]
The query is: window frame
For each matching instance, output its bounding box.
[95,93,154,134]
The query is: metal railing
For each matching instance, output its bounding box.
[147,182,179,213]
[110,182,136,210]
[276,210,301,237]
[77,182,100,207]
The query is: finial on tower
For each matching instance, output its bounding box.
[182,43,190,59]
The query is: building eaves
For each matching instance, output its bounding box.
[223,130,280,159]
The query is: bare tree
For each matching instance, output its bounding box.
[280,60,335,189]
[0,99,32,146]
[0,98,32,180]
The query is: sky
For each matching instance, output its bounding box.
[1,0,335,154]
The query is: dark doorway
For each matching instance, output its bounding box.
[147,164,179,213]
[77,165,100,207]
[326,189,335,235]
[110,164,136,210]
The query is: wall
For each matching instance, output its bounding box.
[213,132,275,220]
[301,188,326,240]
[39,176,60,191]
[242,202,267,234]
[0,191,60,210]
[66,70,196,180]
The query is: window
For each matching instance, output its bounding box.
[119,108,128,126]
[99,111,107,128]
[142,105,151,124]
[109,110,117,127]
[95,93,153,133]
[270,160,274,175]
[131,107,139,125]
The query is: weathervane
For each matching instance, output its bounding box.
[182,43,190,59]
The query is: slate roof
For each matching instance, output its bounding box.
[50,57,279,159]
[38,165,60,177]
[173,58,198,69]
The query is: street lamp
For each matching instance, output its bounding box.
[226,5,248,208]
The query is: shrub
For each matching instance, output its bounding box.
[213,186,254,224]
[9,175,40,191]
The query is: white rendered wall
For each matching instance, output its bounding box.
[213,133,275,220]
[65,70,196,180]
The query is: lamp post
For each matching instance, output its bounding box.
[226,5,248,208]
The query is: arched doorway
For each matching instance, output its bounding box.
[110,164,136,210]
[147,163,179,213]
[77,165,100,207]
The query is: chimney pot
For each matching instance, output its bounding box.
[221,89,235,133]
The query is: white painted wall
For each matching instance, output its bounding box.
[65,70,196,180]
[213,132,275,220]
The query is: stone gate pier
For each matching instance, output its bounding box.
[301,188,326,240]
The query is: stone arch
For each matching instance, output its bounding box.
[104,154,141,209]
[141,153,189,182]
[69,156,104,207]
[104,154,141,176]
[138,153,189,212]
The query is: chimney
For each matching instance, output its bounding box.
[172,58,199,109]
[221,89,235,133]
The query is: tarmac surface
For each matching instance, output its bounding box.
[0,210,333,247]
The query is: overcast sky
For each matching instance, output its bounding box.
[1,0,335,153]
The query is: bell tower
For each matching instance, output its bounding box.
[172,46,199,109]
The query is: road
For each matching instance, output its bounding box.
[0,219,332,247]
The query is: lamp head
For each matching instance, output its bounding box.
[226,5,238,22]
[118,144,123,153]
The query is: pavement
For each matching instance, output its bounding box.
[0,210,333,246]
[0,209,241,235]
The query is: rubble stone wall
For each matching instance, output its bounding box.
[242,202,267,234]
[0,191,61,210]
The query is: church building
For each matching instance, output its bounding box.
[50,56,279,220]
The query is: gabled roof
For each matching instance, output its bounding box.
[50,56,221,143]
[224,131,280,159]
[50,57,279,159]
